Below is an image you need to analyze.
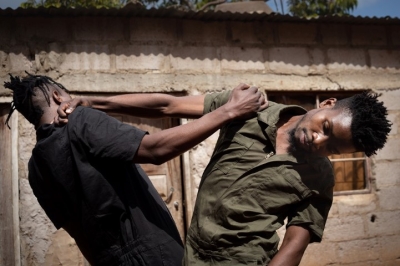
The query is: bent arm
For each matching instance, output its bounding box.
[135,103,233,164]
[268,225,311,266]
[133,84,267,164]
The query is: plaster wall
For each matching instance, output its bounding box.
[0,14,399,265]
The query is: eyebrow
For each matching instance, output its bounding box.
[329,120,341,154]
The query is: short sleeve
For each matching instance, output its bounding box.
[203,90,232,114]
[286,185,333,242]
[69,107,147,162]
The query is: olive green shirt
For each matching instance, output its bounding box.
[184,91,334,266]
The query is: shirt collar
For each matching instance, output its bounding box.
[256,102,309,164]
[36,123,56,141]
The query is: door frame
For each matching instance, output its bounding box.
[0,98,20,266]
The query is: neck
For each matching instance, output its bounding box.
[275,114,302,154]
[36,107,57,129]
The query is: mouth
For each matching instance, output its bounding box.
[300,129,312,152]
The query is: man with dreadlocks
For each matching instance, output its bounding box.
[4,73,267,266]
[58,88,390,266]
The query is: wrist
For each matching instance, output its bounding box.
[222,104,238,120]
[219,104,237,121]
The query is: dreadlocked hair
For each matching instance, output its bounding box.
[334,91,391,157]
[4,72,69,128]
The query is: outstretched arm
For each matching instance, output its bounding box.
[134,84,268,164]
[268,225,311,266]
[56,92,206,124]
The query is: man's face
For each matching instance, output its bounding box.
[288,104,357,157]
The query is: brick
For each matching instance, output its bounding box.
[375,138,400,161]
[328,200,339,217]
[269,47,310,76]
[181,20,226,45]
[367,210,400,237]
[170,46,220,73]
[375,161,400,188]
[299,242,338,266]
[9,46,32,72]
[377,186,400,210]
[379,233,400,261]
[370,49,400,71]
[386,112,398,135]
[35,50,61,72]
[323,215,366,242]
[378,89,400,111]
[0,50,11,72]
[327,48,367,73]
[130,18,177,43]
[59,44,110,71]
[309,48,327,74]
[320,23,349,46]
[335,194,377,216]
[337,238,380,264]
[352,25,387,46]
[278,23,317,45]
[379,261,400,266]
[115,45,168,71]
[220,47,265,72]
[327,72,400,90]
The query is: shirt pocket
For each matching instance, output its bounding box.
[250,165,314,214]
[211,133,254,175]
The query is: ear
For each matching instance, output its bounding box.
[52,90,63,105]
[319,98,337,109]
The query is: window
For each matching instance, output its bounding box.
[266,91,370,194]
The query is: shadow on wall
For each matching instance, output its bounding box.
[0,16,399,73]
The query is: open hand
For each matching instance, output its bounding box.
[224,83,268,120]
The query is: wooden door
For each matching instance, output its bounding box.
[112,115,186,240]
[0,104,15,265]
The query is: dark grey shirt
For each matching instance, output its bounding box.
[29,107,183,265]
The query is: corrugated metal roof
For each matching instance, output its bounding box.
[1,3,399,24]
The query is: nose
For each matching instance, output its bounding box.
[312,132,328,150]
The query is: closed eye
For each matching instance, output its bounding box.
[323,121,330,135]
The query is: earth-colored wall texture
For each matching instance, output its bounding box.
[0,12,399,266]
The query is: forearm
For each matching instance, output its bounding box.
[135,104,235,164]
[268,245,306,266]
[268,226,310,266]
[89,94,205,118]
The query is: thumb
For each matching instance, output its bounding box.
[259,100,269,111]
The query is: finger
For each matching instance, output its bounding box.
[65,101,79,113]
[57,102,70,117]
[56,117,69,126]
[236,83,250,90]
[248,86,259,93]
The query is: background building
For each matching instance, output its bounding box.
[0,4,399,265]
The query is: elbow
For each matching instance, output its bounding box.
[152,157,166,165]
[145,152,170,165]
